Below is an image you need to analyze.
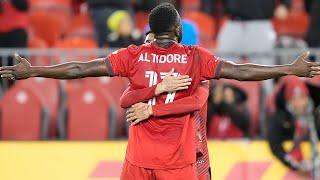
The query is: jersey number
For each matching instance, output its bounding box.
[145,71,178,105]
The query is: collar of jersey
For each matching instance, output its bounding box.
[150,41,179,54]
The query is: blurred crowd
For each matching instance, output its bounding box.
[1,0,319,50]
[0,0,320,171]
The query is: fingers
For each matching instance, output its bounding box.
[177,82,192,87]
[14,53,26,63]
[1,74,15,79]
[14,53,29,64]
[126,108,134,114]
[311,71,320,76]
[14,53,23,63]
[310,62,320,67]
[171,80,191,91]
[0,66,14,71]
[175,86,189,91]
[0,70,13,75]
[310,66,320,77]
[177,75,190,80]
[167,68,174,76]
[127,116,137,123]
[311,66,320,71]
[126,113,137,122]
[299,51,310,60]
[126,111,135,119]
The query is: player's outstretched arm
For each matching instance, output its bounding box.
[151,82,209,117]
[120,68,191,108]
[0,54,110,80]
[125,83,209,125]
[219,51,320,81]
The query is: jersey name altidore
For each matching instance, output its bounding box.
[138,53,188,64]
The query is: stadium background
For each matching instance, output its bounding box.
[0,0,319,179]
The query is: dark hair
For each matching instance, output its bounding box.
[145,30,152,36]
[148,3,180,34]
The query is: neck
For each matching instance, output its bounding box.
[154,33,178,48]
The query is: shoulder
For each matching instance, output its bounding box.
[111,44,145,57]
[175,44,198,55]
[193,45,213,54]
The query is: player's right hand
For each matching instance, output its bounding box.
[0,53,31,80]
[155,68,192,95]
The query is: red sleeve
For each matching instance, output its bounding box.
[120,85,157,108]
[152,81,209,117]
[105,47,132,77]
[197,46,224,79]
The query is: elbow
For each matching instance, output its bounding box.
[120,101,130,109]
[119,97,130,109]
[195,102,203,111]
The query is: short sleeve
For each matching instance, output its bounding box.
[197,46,224,79]
[105,48,131,77]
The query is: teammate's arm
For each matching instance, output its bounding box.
[125,83,209,125]
[120,69,191,108]
[0,54,111,80]
[219,52,320,81]
[120,86,157,108]
[151,82,209,117]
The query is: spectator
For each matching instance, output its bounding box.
[267,77,318,171]
[87,0,131,47]
[180,19,199,45]
[0,0,29,88]
[106,10,143,48]
[207,83,250,139]
[0,0,28,50]
[215,0,291,63]
[213,0,291,94]
[305,0,320,47]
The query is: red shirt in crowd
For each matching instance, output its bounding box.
[0,2,28,33]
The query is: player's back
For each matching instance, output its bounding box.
[107,42,222,169]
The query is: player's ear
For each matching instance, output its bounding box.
[175,24,182,43]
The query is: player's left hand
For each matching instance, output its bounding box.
[291,51,320,78]
[126,103,153,126]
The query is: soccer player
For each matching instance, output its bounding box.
[120,78,211,179]
[120,32,211,179]
[1,3,319,180]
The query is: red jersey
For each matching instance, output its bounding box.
[106,42,222,169]
[0,2,28,33]
[194,97,210,176]
[119,81,211,176]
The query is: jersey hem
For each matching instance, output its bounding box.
[125,156,196,170]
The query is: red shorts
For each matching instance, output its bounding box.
[121,160,198,180]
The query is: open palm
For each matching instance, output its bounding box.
[0,54,31,80]
[291,51,320,78]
